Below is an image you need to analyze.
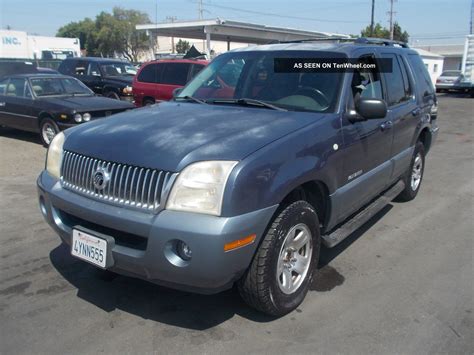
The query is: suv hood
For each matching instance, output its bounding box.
[64,102,325,172]
[103,75,133,86]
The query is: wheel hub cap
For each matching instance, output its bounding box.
[411,153,423,191]
[277,223,313,294]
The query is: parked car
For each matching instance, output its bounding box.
[38,38,439,316]
[435,70,463,92]
[58,57,136,101]
[133,59,208,106]
[0,74,134,146]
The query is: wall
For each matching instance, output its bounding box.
[420,56,444,84]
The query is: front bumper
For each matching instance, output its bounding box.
[37,171,277,294]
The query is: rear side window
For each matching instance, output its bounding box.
[137,63,163,83]
[407,54,435,97]
[58,60,75,75]
[381,54,408,106]
[161,63,191,85]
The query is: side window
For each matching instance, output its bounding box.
[351,55,384,102]
[6,78,28,97]
[189,64,205,80]
[398,55,413,100]
[74,61,87,76]
[381,53,406,106]
[161,63,191,85]
[137,63,163,83]
[87,62,101,77]
[407,54,435,97]
[0,78,8,95]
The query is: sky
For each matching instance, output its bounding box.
[0,0,471,44]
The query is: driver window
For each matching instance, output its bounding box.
[88,62,101,77]
[351,56,383,103]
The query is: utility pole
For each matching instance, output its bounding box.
[387,0,396,40]
[198,0,204,20]
[166,16,177,54]
[370,0,375,36]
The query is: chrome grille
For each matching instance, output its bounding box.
[60,151,174,211]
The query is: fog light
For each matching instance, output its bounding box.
[74,113,82,123]
[177,241,192,261]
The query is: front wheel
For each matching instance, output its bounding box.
[396,141,425,202]
[106,91,120,100]
[40,118,59,147]
[238,201,320,316]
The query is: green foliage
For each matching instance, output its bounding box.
[56,7,151,61]
[175,39,191,54]
[360,22,409,43]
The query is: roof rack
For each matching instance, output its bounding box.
[276,36,409,48]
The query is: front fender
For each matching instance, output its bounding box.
[222,114,344,217]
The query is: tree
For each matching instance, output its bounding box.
[57,7,151,61]
[360,22,409,43]
[175,39,191,54]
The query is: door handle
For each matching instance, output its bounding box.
[411,108,421,116]
[380,121,393,131]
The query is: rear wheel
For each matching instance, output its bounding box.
[143,98,155,106]
[40,118,59,147]
[238,201,320,316]
[396,141,425,202]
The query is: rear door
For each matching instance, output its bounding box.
[380,52,420,180]
[134,62,163,105]
[156,62,191,101]
[0,77,37,131]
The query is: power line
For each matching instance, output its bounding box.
[189,1,367,24]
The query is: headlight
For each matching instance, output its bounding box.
[46,131,65,179]
[74,113,82,123]
[123,86,133,94]
[166,161,237,216]
[82,113,91,122]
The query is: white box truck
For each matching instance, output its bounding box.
[0,30,80,60]
[459,34,474,97]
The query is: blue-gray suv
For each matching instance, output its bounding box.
[38,38,439,316]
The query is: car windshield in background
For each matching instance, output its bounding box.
[441,71,462,77]
[30,77,93,97]
[177,50,345,113]
[100,62,136,76]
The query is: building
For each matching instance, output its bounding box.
[415,43,464,71]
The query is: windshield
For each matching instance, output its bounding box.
[100,62,136,76]
[30,77,93,97]
[441,71,461,77]
[177,50,345,113]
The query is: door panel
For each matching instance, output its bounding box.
[0,78,37,131]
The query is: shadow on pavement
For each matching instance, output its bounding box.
[0,127,43,145]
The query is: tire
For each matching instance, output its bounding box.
[238,201,320,316]
[39,118,60,147]
[143,98,155,106]
[105,91,120,100]
[396,141,425,202]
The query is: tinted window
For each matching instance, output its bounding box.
[161,63,191,85]
[407,54,435,97]
[58,59,76,75]
[190,64,205,79]
[398,55,413,100]
[0,78,8,95]
[137,63,163,83]
[381,54,406,106]
[352,56,384,101]
[5,78,29,97]
[87,62,101,76]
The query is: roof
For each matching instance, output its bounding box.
[136,18,350,44]
[413,48,444,59]
[414,44,464,57]
[5,73,69,79]
[64,57,131,63]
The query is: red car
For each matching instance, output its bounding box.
[133,59,208,106]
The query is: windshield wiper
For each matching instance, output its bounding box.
[209,98,287,111]
[175,95,207,104]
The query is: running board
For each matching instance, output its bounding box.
[322,180,405,248]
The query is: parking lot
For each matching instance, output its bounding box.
[0,95,472,354]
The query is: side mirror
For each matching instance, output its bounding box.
[355,98,387,120]
[172,88,182,97]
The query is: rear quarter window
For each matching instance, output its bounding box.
[407,54,435,97]
[58,60,75,75]
[137,63,163,83]
[161,63,191,86]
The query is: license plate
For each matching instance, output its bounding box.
[72,229,107,268]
